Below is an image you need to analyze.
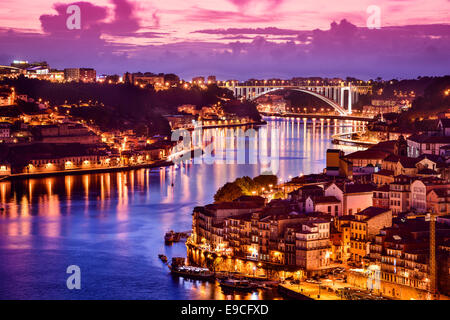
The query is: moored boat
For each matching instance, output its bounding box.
[168,257,214,281]
[219,278,258,292]
[158,254,168,263]
[169,265,215,280]
[164,230,182,243]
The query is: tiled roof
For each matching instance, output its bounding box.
[357,206,390,219]
[206,202,263,210]
[418,168,438,175]
[369,140,397,153]
[383,154,399,162]
[234,195,266,203]
[417,154,445,163]
[313,196,341,204]
[439,118,450,128]
[299,184,324,190]
[345,149,390,160]
[375,184,390,192]
[420,119,440,130]
[428,188,449,197]
[374,169,394,177]
[393,175,414,183]
[408,134,450,144]
[345,183,377,194]
[398,156,420,169]
[412,177,449,186]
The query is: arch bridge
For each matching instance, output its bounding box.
[220,84,372,116]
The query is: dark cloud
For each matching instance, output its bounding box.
[39,0,158,37]
[218,35,254,40]
[103,0,140,34]
[40,1,108,36]
[193,27,303,36]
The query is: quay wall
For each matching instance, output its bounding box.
[347,271,441,300]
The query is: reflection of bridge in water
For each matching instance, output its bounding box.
[262,112,374,122]
[219,84,372,116]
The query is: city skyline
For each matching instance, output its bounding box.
[0,0,449,79]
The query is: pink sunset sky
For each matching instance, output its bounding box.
[0,0,449,79]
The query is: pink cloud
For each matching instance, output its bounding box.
[185,7,275,23]
[228,0,285,11]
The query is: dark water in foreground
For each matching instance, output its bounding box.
[0,118,363,299]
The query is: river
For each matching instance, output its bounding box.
[0,118,364,299]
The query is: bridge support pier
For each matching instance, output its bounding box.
[339,86,353,115]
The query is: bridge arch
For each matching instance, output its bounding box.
[250,88,348,116]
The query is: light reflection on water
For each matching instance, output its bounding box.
[0,119,363,299]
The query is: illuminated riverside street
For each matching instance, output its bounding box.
[0,118,364,299]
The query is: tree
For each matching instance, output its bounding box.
[214,182,243,203]
[235,176,258,195]
[222,99,262,122]
[253,174,278,188]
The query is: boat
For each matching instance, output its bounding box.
[261,280,279,288]
[164,230,181,243]
[219,278,258,292]
[158,254,168,263]
[168,265,215,281]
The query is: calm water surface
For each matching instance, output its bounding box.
[0,118,363,299]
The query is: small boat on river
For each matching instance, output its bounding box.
[158,254,168,263]
[169,265,215,280]
[168,257,214,280]
[164,230,181,243]
[219,278,258,292]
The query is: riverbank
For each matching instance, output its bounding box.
[5,159,173,180]
[4,137,213,181]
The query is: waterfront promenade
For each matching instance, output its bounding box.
[279,279,388,300]
[6,159,172,180]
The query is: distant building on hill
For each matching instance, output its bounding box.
[64,68,96,82]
